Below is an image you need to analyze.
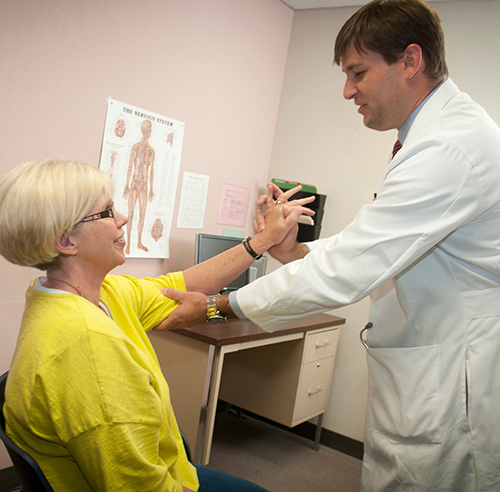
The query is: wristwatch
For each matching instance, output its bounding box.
[206,294,227,324]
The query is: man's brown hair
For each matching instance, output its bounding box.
[334,0,448,80]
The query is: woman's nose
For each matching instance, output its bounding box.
[116,210,129,227]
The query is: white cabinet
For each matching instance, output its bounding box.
[218,326,339,428]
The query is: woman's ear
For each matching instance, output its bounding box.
[55,234,78,256]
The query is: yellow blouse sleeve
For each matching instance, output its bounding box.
[101,272,187,332]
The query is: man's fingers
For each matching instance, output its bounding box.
[254,209,266,232]
[256,194,267,207]
[265,183,276,208]
[161,287,183,302]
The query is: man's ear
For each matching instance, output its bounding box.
[55,234,78,256]
[404,43,423,79]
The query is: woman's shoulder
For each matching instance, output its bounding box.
[102,272,186,296]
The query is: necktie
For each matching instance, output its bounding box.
[392,139,402,159]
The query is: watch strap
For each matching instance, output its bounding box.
[207,294,227,323]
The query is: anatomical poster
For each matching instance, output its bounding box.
[99,98,185,258]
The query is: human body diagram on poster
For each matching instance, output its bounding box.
[99,99,185,258]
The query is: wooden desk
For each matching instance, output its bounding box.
[149,313,345,464]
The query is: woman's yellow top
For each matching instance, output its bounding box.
[4,273,198,492]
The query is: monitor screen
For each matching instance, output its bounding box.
[195,234,267,293]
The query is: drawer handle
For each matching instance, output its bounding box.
[308,388,324,396]
[316,342,331,348]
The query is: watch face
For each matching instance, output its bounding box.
[208,315,226,324]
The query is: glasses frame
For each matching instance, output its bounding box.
[80,206,115,223]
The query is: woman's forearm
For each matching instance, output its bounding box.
[182,185,313,294]
[182,242,260,294]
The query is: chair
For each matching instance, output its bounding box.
[179,427,192,462]
[0,371,54,492]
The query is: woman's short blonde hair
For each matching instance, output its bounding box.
[0,159,114,270]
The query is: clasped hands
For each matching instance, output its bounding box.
[154,183,315,331]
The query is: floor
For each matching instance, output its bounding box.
[209,411,362,492]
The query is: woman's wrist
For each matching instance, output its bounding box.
[242,234,269,258]
[242,237,263,260]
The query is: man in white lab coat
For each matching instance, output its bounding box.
[160,0,500,490]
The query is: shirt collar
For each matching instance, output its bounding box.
[34,276,111,316]
[398,79,446,144]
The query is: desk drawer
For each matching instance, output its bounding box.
[294,356,334,422]
[304,328,339,364]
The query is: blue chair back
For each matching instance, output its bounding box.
[0,371,54,492]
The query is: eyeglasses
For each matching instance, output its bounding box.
[80,206,115,223]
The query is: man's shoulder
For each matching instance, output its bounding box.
[412,79,499,146]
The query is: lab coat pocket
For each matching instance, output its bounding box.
[366,345,441,443]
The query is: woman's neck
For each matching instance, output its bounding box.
[44,268,105,307]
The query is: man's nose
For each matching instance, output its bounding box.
[343,79,356,100]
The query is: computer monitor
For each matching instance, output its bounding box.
[195,234,267,293]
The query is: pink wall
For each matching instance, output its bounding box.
[0,0,293,469]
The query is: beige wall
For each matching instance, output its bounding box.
[268,0,500,442]
[0,0,293,469]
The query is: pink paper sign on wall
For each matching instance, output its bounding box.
[217,183,250,228]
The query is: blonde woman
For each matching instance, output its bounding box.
[0,159,313,492]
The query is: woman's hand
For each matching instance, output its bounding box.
[253,183,313,263]
[250,184,315,250]
[153,289,207,331]
[179,182,314,296]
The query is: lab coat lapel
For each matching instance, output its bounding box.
[381,78,460,182]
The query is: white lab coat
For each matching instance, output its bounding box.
[236,79,500,491]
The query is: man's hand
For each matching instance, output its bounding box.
[153,289,207,331]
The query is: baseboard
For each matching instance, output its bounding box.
[0,466,21,491]
[229,407,364,461]
[294,420,364,460]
